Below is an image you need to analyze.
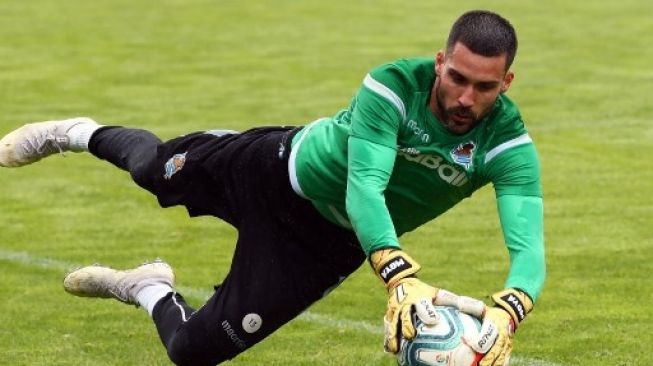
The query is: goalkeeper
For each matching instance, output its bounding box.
[0,10,544,366]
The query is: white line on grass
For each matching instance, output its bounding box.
[0,248,565,366]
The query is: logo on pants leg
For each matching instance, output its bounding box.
[242,313,262,334]
[163,152,187,180]
[221,320,247,350]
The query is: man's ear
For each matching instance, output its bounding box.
[435,50,445,76]
[501,71,514,93]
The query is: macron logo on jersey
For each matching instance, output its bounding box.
[406,120,431,143]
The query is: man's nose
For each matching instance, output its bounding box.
[457,86,475,108]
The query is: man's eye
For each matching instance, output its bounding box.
[451,74,466,84]
[477,84,496,91]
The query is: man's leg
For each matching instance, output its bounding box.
[63,262,205,366]
[62,128,366,366]
[87,126,163,191]
[0,117,169,192]
[150,293,218,366]
[63,261,230,366]
[0,118,230,215]
[64,223,364,366]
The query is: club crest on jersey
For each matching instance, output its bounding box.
[163,152,187,180]
[450,141,476,170]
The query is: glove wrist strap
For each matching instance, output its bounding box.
[491,288,534,327]
[369,249,421,290]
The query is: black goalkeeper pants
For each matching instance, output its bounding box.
[88,126,366,366]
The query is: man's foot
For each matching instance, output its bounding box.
[0,117,98,167]
[63,260,175,305]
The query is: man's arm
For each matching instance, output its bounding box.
[497,194,545,301]
[346,82,441,353]
[345,71,488,354]
[346,70,442,354]
[346,136,399,254]
[467,140,545,365]
[467,194,543,366]
[489,140,546,301]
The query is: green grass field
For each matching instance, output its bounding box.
[1,1,652,365]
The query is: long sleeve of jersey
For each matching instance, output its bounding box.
[497,194,545,300]
[346,75,406,255]
[347,137,401,254]
[487,142,546,301]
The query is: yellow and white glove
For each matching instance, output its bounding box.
[370,249,435,353]
[370,249,486,353]
[466,289,534,366]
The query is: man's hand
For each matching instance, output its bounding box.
[369,249,437,353]
[384,277,438,353]
[369,249,486,353]
[466,289,533,366]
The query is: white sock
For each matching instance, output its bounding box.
[66,120,102,152]
[135,284,173,316]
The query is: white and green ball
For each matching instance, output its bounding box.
[398,306,482,366]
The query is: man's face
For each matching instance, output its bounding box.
[432,42,514,135]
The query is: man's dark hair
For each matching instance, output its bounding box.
[447,10,518,70]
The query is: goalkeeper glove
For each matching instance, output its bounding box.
[370,249,436,353]
[369,249,486,353]
[466,289,534,366]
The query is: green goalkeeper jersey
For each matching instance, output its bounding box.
[289,58,545,300]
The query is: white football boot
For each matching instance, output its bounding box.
[63,260,174,306]
[0,117,99,167]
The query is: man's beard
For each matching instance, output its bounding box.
[436,85,482,134]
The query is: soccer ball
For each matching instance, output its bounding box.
[398,306,482,366]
